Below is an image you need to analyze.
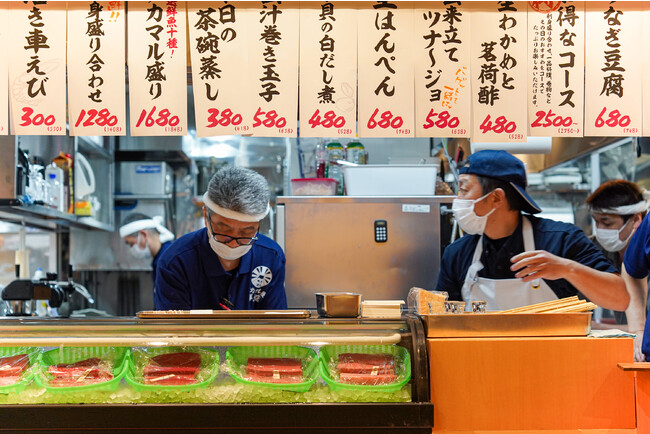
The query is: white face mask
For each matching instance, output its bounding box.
[595,219,634,253]
[130,234,152,260]
[208,232,252,260]
[452,192,496,235]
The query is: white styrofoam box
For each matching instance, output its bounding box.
[343,164,438,196]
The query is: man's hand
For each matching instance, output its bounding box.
[510,250,571,282]
[634,331,646,362]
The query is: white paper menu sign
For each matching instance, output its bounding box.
[68,1,126,136]
[527,1,585,137]
[299,2,358,138]
[8,1,67,135]
[585,1,642,137]
[128,1,187,136]
[249,1,299,137]
[0,5,8,135]
[414,2,471,138]
[642,2,650,136]
[358,1,414,138]
[469,1,527,143]
[189,2,252,137]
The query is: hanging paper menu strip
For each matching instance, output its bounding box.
[585,1,642,137]
[189,2,252,137]
[68,1,126,136]
[0,5,8,135]
[358,1,415,138]
[469,1,527,143]
[299,2,357,138]
[128,1,187,136]
[527,1,585,137]
[8,1,67,135]
[248,1,299,137]
[641,3,650,136]
[414,2,471,138]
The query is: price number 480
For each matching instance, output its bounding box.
[479,114,516,134]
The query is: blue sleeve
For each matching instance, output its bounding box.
[435,245,463,301]
[560,227,619,274]
[154,257,192,310]
[624,215,650,279]
[260,253,287,309]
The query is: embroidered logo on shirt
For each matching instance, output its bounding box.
[251,266,272,288]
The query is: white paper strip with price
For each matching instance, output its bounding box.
[128,1,187,136]
[0,5,9,135]
[527,1,585,137]
[8,2,67,135]
[189,2,252,137]
[469,2,527,143]
[299,2,357,138]
[585,1,642,137]
[68,1,126,136]
[414,2,471,138]
[249,2,299,137]
[358,1,414,138]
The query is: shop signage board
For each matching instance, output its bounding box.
[585,1,642,137]
[414,1,471,138]
[127,1,187,136]
[527,1,585,137]
[358,1,414,138]
[470,1,527,143]
[299,2,357,138]
[8,1,67,135]
[248,1,299,137]
[68,1,126,136]
[0,5,8,135]
[189,2,252,137]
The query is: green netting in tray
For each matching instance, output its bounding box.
[318,344,411,392]
[125,346,219,392]
[226,346,318,392]
[34,346,129,393]
[0,347,41,394]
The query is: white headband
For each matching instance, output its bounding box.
[119,216,175,243]
[593,200,650,216]
[202,192,270,222]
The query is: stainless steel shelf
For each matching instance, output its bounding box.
[114,194,173,201]
[0,201,114,231]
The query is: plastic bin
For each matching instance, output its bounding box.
[0,347,40,394]
[226,346,318,392]
[318,344,411,392]
[343,164,438,196]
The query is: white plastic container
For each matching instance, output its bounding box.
[343,164,438,196]
[45,163,65,212]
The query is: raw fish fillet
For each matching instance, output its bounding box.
[339,372,397,385]
[0,354,29,377]
[143,373,198,385]
[337,353,395,374]
[246,357,303,377]
[144,352,201,376]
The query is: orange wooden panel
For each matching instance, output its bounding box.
[432,430,636,434]
[637,372,650,434]
[428,337,635,431]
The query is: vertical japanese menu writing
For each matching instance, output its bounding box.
[299,2,357,138]
[68,1,126,136]
[128,1,187,136]
[9,1,67,135]
[0,4,8,134]
[415,1,470,138]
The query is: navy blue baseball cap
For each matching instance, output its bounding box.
[458,150,542,214]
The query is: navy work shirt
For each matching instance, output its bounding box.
[151,240,172,289]
[154,228,287,310]
[623,215,650,357]
[435,214,618,301]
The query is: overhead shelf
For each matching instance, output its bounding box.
[0,200,114,232]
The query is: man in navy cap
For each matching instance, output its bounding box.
[435,150,629,311]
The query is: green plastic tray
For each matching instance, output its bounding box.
[0,347,40,394]
[318,344,411,392]
[226,346,318,392]
[125,347,219,392]
[34,346,129,393]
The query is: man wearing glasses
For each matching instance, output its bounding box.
[154,166,287,310]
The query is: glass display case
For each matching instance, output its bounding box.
[0,313,432,433]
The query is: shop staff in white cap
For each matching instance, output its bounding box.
[119,213,175,289]
[154,166,287,310]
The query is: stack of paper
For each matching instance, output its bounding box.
[361,300,405,319]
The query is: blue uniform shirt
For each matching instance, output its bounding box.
[152,240,172,289]
[154,228,287,310]
[623,215,650,357]
[435,214,618,301]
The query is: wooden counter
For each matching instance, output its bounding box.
[428,336,635,432]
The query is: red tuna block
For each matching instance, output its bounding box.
[143,352,201,377]
[337,353,395,375]
[0,354,29,377]
[143,373,198,385]
[48,358,111,379]
[48,375,114,387]
[339,372,397,385]
[245,373,304,384]
[246,357,303,377]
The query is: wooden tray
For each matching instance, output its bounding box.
[137,310,312,319]
[423,312,591,338]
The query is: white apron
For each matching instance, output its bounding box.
[460,216,557,311]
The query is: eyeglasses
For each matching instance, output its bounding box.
[206,211,259,246]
